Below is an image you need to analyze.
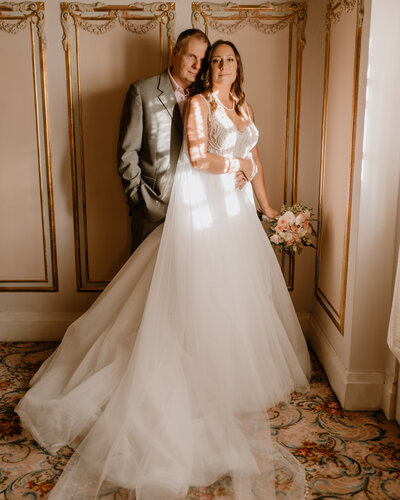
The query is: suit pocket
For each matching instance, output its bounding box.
[141,175,159,196]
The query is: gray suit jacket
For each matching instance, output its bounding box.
[117,70,183,252]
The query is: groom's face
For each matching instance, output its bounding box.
[171,36,208,89]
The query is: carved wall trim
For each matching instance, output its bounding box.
[61,2,175,51]
[0,1,46,44]
[192,1,307,290]
[192,2,306,45]
[0,2,57,291]
[315,0,364,333]
[327,0,357,26]
[60,2,175,291]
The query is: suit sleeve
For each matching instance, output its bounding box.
[117,83,143,210]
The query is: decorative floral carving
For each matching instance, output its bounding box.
[60,2,175,50]
[208,18,247,34]
[249,17,290,35]
[0,17,27,33]
[328,0,358,25]
[357,0,364,29]
[343,0,357,13]
[0,1,46,45]
[207,17,290,35]
[192,1,306,41]
[75,15,117,34]
[165,9,175,43]
[35,7,46,46]
[61,9,72,52]
[61,2,175,38]
[118,14,159,35]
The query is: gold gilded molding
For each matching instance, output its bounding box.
[0,1,46,44]
[315,0,364,333]
[192,1,307,290]
[61,2,175,67]
[0,2,58,292]
[192,2,306,39]
[327,0,357,26]
[60,2,175,291]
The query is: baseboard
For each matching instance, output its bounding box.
[0,312,79,341]
[309,315,385,410]
[308,316,347,403]
[382,368,398,420]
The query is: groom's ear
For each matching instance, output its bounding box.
[171,46,178,65]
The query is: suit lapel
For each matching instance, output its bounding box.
[157,70,183,134]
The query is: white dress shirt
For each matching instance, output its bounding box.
[168,67,191,119]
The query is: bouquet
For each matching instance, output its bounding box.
[258,202,316,256]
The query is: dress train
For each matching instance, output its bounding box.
[16,124,311,499]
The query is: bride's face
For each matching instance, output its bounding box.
[210,44,237,87]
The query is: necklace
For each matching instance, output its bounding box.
[213,92,235,112]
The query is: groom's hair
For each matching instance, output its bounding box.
[174,29,210,53]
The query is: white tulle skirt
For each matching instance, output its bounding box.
[16,142,311,499]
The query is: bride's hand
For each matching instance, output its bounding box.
[238,158,253,181]
[235,171,247,190]
[262,206,280,219]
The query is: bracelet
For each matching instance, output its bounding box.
[225,158,239,174]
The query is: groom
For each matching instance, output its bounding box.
[117,29,210,253]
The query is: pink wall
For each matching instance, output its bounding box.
[3,2,398,417]
[0,0,322,338]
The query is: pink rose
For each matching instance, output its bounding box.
[277,216,289,230]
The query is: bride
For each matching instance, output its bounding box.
[16,40,311,499]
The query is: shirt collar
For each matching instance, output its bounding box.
[168,67,191,97]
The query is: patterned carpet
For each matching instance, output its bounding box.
[0,342,399,499]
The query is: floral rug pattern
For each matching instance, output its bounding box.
[0,342,399,499]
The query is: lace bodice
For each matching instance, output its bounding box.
[200,95,259,159]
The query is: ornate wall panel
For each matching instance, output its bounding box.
[0,2,57,291]
[60,2,175,291]
[315,0,364,333]
[192,1,307,289]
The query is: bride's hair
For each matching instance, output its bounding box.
[197,39,246,116]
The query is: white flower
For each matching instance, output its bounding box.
[295,213,306,226]
[270,234,281,244]
[283,211,295,224]
[284,231,294,242]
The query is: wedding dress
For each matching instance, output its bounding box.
[16,96,311,500]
